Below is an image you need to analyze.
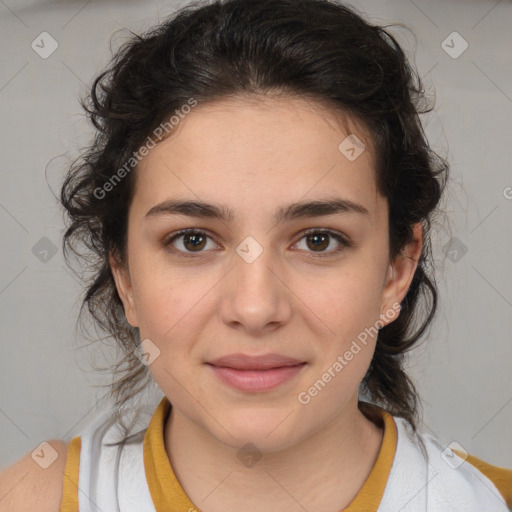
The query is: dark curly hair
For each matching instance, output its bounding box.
[60,0,449,440]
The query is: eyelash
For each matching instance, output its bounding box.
[163,228,351,259]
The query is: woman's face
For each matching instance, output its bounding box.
[111,95,421,451]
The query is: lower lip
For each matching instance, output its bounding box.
[207,363,306,392]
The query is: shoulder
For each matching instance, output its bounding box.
[0,439,70,512]
[387,416,512,511]
[453,449,512,510]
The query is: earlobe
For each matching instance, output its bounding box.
[380,223,423,324]
[109,252,139,328]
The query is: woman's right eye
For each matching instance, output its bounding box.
[163,229,219,258]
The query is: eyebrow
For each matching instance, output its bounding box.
[144,198,369,223]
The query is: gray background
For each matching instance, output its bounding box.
[1,0,511,469]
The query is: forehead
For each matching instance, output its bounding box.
[132,94,383,221]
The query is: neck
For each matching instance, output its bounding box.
[163,396,385,512]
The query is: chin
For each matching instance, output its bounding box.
[211,408,302,453]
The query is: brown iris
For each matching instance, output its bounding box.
[182,232,207,251]
[306,232,329,252]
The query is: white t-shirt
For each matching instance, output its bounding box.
[60,396,512,511]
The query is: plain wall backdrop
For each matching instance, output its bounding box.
[1,0,511,470]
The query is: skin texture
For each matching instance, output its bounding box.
[111,95,422,511]
[0,439,68,512]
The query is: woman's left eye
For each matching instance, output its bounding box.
[163,228,350,258]
[293,229,350,257]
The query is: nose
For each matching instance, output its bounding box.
[218,240,292,336]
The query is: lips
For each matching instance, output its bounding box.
[207,353,305,370]
[206,353,307,392]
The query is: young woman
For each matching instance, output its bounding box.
[1,0,511,510]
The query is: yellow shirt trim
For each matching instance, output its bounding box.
[343,406,397,511]
[143,397,397,511]
[59,435,81,512]
[58,401,512,511]
[453,449,512,508]
[144,397,200,511]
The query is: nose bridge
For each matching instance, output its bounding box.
[219,235,291,331]
[235,237,276,293]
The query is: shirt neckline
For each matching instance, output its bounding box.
[144,396,398,511]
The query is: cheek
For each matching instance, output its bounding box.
[301,266,384,337]
[129,255,214,349]
[128,254,179,336]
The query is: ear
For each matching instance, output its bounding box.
[379,222,423,326]
[109,251,139,328]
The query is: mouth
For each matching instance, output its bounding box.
[206,353,307,392]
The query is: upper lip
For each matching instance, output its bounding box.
[207,353,305,370]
